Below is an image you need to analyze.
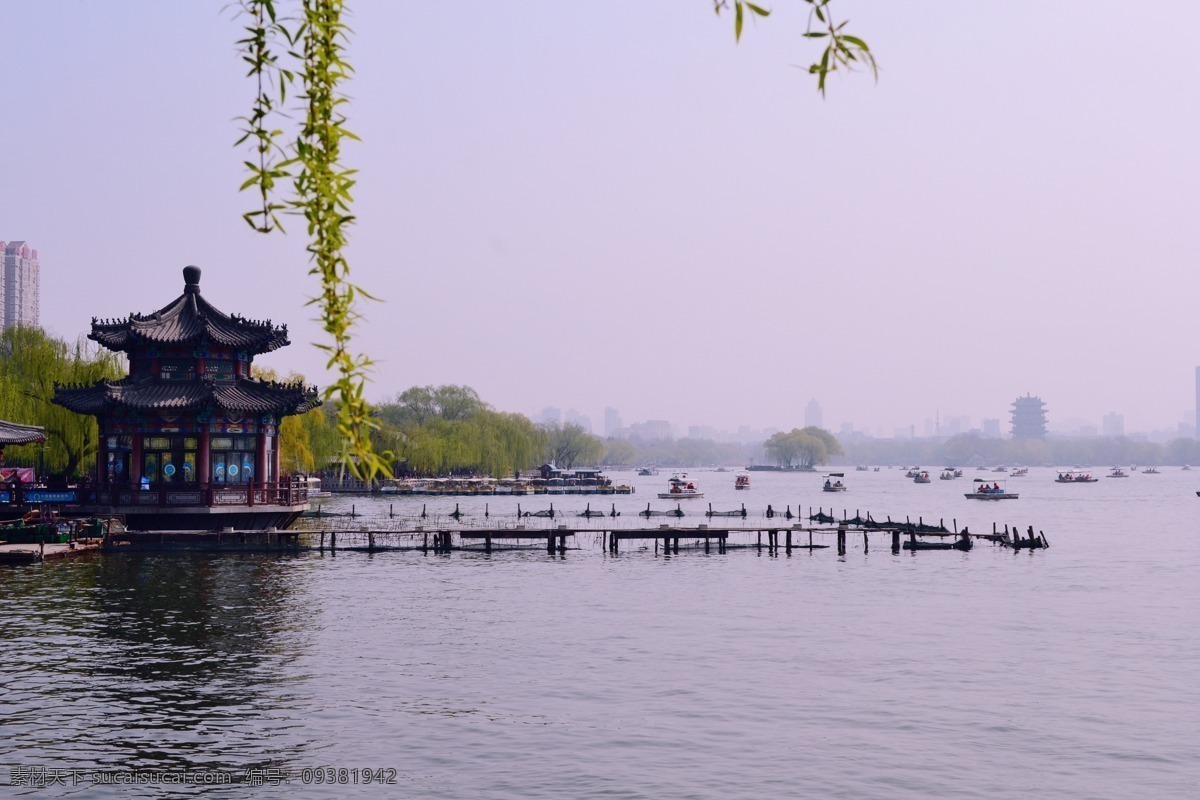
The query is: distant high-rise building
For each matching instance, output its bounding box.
[604,407,623,437]
[565,408,592,433]
[982,419,1001,438]
[804,398,823,428]
[627,420,672,441]
[538,407,562,426]
[2,240,40,329]
[1102,412,1124,437]
[1010,394,1048,439]
[1194,367,1200,440]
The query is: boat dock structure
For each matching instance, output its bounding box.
[2,504,1049,562]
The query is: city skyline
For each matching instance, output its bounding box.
[2,3,1197,435]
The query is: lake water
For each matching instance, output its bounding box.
[2,467,1198,798]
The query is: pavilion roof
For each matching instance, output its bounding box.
[53,376,321,417]
[89,266,289,355]
[0,420,47,445]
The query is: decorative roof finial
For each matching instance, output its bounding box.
[183,265,202,293]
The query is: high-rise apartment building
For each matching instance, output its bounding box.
[604,407,623,437]
[804,398,823,428]
[2,240,40,329]
[1102,412,1124,437]
[1194,367,1200,440]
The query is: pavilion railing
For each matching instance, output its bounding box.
[86,477,310,508]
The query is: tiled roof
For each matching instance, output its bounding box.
[0,419,47,445]
[90,266,289,355]
[53,376,320,417]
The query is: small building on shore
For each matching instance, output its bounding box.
[53,266,320,530]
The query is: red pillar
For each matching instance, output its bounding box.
[130,434,142,486]
[198,428,211,489]
[256,428,267,487]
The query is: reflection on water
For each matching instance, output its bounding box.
[1,554,317,794]
[2,468,1199,798]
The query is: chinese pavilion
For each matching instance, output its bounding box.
[53,266,320,530]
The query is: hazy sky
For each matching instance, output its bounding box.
[3,1,1197,436]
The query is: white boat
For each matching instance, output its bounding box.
[302,475,333,500]
[658,473,704,499]
[913,470,932,484]
[1143,467,1160,474]
[965,478,1019,500]
[1107,468,1129,478]
[1010,467,1029,477]
[822,473,847,492]
[939,470,955,481]
[1055,471,1098,483]
[734,473,751,490]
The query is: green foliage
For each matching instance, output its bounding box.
[0,327,123,476]
[764,426,843,468]
[540,422,604,470]
[236,0,382,482]
[715,0,875,96]
[374,386,543,477]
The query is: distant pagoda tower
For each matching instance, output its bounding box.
[1010,394,1048,439]
[53,266,320,531]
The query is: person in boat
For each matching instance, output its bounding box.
[687,482,695,490]
[824,479,832,489]
[993,482,1000,491]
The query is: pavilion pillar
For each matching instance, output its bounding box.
[198,428,211,490]
[130,434,142,486]
[256,428,268,488]
[95,424,107,489]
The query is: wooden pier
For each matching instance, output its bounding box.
[0,539,104,563]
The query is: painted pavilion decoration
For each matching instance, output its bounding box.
[52,266,319,529]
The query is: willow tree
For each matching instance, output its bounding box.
[0,327,124,476]
[234,1,872,478]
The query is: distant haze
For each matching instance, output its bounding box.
[3,2,1196,436]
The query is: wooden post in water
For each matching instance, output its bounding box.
[705,536,710,554]
[757,530,762,552]
[559,534,567,554]
[389,504,394,518]
[863,530,869,553]
[837,525,846,555]
[330,531,337,552]
[485,535,492,554]
[319,531,326,552]
[546,534,554,554]
[423,532,428,553]
[891,529,900,553]
[368,532,375,553]
[786,528,792,555]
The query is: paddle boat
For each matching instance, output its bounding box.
[1055,471,1098,483]
[658,474,704,499]
[913,470,932,484]
[965,479,1018,500]
[734,473,750,491]
[822,473,847,492]
[1107,467,1129,478]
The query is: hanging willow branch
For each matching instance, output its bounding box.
[234,0,870,481]
[235,0,385,480]
[713,0,876,96]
